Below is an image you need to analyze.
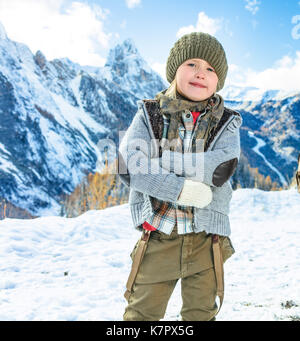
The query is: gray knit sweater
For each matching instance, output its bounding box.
[118,100,243,236]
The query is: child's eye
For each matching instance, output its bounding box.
[187,63,214,72]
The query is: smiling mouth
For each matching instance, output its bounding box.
[190,82,207,88]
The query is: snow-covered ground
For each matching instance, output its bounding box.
[0,187,299,321]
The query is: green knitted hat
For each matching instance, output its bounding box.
[166,32,228,92]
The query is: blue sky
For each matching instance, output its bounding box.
[0,0,300,91]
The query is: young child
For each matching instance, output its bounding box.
[118,32,242,321]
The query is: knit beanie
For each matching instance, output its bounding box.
[166,32,228,92]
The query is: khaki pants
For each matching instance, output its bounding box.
[123,225,235,321]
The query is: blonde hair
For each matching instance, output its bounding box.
[164,78,177,99]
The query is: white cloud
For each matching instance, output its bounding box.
[228,64,239,72]
[125,0,141,9]
[227,52,300,92]
[151,62,166,81]
[176,11,222,38]
[244,0,261,15]
[0,0,112,67]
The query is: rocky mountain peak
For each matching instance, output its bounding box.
[105,38,139,67]
[34,50,47,70]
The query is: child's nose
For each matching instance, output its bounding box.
[193,64,206,76]
[195,68,205,78]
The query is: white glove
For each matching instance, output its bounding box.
[176,179,212,208]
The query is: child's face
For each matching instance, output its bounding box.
[175,58,218,101]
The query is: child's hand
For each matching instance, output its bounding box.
[176,179,212,208]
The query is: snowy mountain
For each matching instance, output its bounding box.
[0,22,166,217]
[0,187,299,320]
[221,84,300,104]
[221,85,300,187]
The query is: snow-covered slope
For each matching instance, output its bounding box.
[0,187,299,321]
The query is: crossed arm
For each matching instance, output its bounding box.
[118,108,242,205]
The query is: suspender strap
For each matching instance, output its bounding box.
[212,234,224,314]
[124,229,151,301]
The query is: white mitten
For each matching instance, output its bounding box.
[176,179,212,208]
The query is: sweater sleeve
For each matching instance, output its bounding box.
[161,114,242,187]
[118,107,185,202]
